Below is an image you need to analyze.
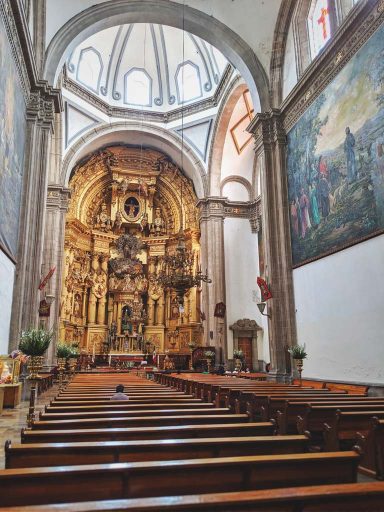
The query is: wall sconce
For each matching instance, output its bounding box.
[257,302,271,318]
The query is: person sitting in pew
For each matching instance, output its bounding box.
[110,384,129,401]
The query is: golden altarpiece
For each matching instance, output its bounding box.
[59,146,203,356]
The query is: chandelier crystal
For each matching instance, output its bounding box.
[156,229,211,308]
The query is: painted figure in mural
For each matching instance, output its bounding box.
[309,182,321,226]
[375,136,384,177]
[299,188,311,238]
[344,127,357,183]
[318,175,331,218]
[318,155,328,178]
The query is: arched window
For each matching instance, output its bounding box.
[124,68,152,107]
[308,0,331,58]
[176,61,202,104]
[76,47,103,94]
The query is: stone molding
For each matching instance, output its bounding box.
[281,0,384,131]
[0,0,62,111]
[229,318,262,333]
[47,185,71,211]
[248,109,286,151]
[62,64,234,123]
[197,196,262,232]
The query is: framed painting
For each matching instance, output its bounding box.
[287,24,384,267]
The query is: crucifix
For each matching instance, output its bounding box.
[317,7,329,40]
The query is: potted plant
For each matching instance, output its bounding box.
[233,349,244,371]
[19,328,53,379]
[288,344,308,385]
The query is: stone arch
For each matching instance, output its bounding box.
[220,176,252,201]
[208,77,249,196]
[269,0,297,108]
[62,121,207,199]
[43,0,270,110]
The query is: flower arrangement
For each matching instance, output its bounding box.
[288,344,308,360]
[19,328,53,356]
[69,343,80,358]
[204,350,215,359]
[188,341,197,350]
[233,349,244,360]
[9,350,29,364]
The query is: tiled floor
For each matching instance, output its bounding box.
[0,384,59,468]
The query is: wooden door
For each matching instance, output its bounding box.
[238,337,252,370]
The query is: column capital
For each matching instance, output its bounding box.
[47,184,71,211]
[248,109,286,151]
[197,197,227,222]
[27,91,57,129]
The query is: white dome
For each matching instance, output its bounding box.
[67,23,229,112]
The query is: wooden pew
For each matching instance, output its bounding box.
[49,398,206,407]
[5,434,310,468]
[29,413,250,430]
[0,451,360,507]
[297,405,384,444]
[356,417,384,480]
[324,410,384,451]
[21,422,276,443]
[4,482,384,511]
[277,398,384,434]
[39,407,233,421]
[44,402,216,414]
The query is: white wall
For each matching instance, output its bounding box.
[0,251,15,354]
[282,20,298,100]
[293,235,384,384]
[222,181,249,202]
[224,217,269,364]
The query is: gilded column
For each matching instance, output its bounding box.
[97,297,106,325]
[248,110,297,381]
[117,302,122,334]
[147,297,155,325]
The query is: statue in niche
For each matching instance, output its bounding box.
[140,212,150,236]
[150,207,166,236]
[73,294,81,318]
[124,196,140,219]
[118,178,130,195]
[115,234,142,261]
[122,306,133,333]
[114,211,123,232]
[95,202,112,231]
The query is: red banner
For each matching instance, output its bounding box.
[38,267,56,290]
[257,277,272,301]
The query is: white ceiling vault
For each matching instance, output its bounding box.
[67,23,228,112]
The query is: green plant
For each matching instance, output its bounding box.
[233,349,244,359]
[205,350,215,359]
[19,328,53,356]
[288,344,308,359]
[56,343,72,359]
[69,344,80,358]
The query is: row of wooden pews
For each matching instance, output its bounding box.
[1,372,384,510]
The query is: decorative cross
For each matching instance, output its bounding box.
[317,6,329,40]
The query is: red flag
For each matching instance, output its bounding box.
[257,277,272,301]
[38,267,56,290]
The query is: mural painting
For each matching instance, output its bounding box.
[0,18,26,261]
[287,25,384,267]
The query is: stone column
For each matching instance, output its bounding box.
[248,110,297,381]
[197,198,227,361]
[42,185,70,363]
[10,93,57,349]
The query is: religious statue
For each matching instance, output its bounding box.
[344,127,357,183]
[150,207,166,236]
[73,294,81,317]
[140,212,150,236]
[114,211,123,232]
[95,202,112,231]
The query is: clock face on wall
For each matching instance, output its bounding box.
[124,196,140,220]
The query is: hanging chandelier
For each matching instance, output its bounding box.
[157,229,211,309]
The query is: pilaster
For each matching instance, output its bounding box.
[198,197,227,361]
[248,109,297,381]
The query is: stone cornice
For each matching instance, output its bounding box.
[2,0,62,112]
[197,196,262,232]
[280,0,384,132]
[62,64,234,123]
